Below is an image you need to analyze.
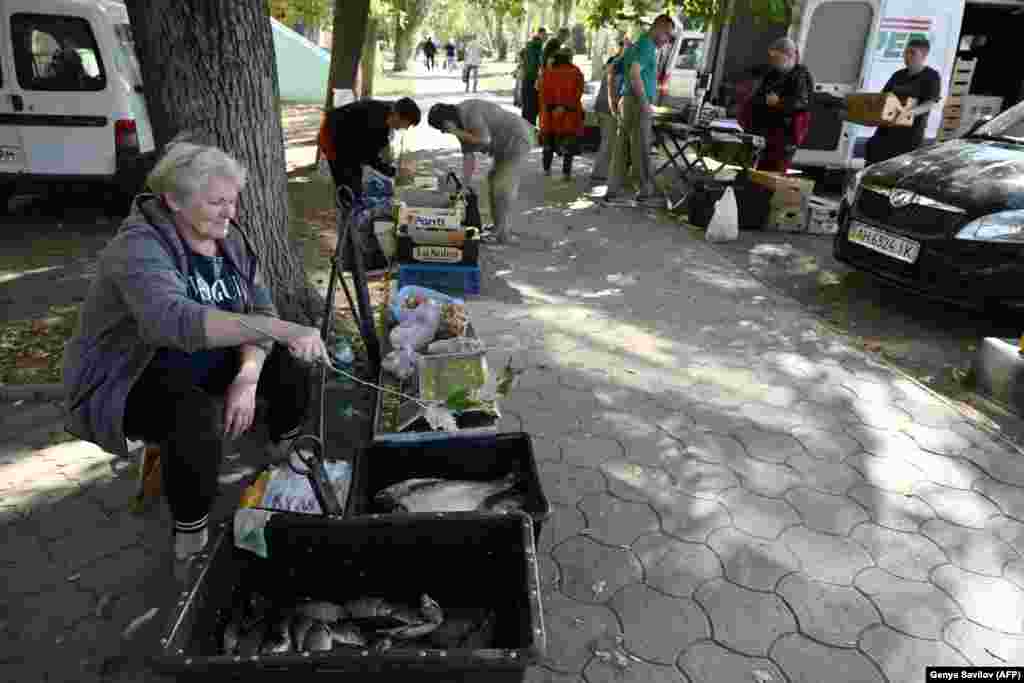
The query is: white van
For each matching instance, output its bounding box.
[0,0,155,211]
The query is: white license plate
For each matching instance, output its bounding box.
[413,245,463,263]
[847,221,921,264]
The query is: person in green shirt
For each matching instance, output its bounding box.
[520,27,547,125]
[605,14,677,206]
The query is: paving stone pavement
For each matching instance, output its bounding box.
[7,112,1024,681]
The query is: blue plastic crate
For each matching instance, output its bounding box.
[398,262,481,296]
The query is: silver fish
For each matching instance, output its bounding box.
[487,493,527,513]
[260,616,293,654]
[373,478,447,505]
[331,623,367,647]
[304,621,333,651]
[376,474,519,513]
[291,615,315,651]
[222,619,242,655]
[295,600,344,622]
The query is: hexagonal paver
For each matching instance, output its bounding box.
[523,665,583,682]
[789,400,853,432]
[921,519,1019,577]
[777,572,880,647]
[846,401,915,431]
[609,583,709,664]
[859,624,970,682]
[538,552,561,590]
[984,450,1024,488]
[781,526,873,585]
[540,591,621,674]
[717,488,800,540]
[584,656,687,683]
[633,533,721,598]
[934,565,1024,634]
[578,494,659,548]
[903,423,972,457]
[532,437,563,464]
[847,484,935,532]
[664,459,740,500]
[784,487,869,536]
[498,388,545,416]
[47,517,145,571]
[850,522,947,581]
[680,431,747,466]
[730,427,806,464]
[790,426,862,464]
[653,492,733,543]
[914,484,1001,529]
[694,579,795,656]
[899,449,982,491]
[560,435,624,466]
[621,434,686,469]
[551,535,643,604]
[727,457,802,498]
[771,632,885,683]
[855,567,962,639]
[600,459,674,504]
[896,395,964,429]
[683,404,755,435]
[707,527,799,592]
[539,461,608,506]
[678,640,786,683]
[845,454,928,495]
[944,618,1024,667]
[991,517,1024,556]
[788,452,865,496]
[13,582,95,644]
[974,476,1024,520]
[518,409,579,440]
[539,503,587,553]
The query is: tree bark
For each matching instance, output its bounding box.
[361,17,379,97]
[125,0,319,324]
[495,9,508,61]
[391,0,428,72]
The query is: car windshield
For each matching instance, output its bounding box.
[971,101,1024,142]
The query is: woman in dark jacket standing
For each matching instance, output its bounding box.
[62,140,330,562]
[741,37,814,173]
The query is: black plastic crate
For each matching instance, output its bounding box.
[152,513,545,682]
[346,432,551,541]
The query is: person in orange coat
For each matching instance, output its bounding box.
[539,46,585,179]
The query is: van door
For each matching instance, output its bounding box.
[794,0,880,168]
[0,4,27,177]
[7,4,115,178]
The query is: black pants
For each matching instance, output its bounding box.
[521,78,539,125]
[124,344,311,534]
[542,138,577,176]
[864,129,916,166]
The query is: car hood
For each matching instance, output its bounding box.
[863,138,1024,215]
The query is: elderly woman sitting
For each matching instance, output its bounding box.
[62,139,330,561]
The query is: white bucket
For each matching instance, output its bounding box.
[374,220,398,259]
[333,88,356,108]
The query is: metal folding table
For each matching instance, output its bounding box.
[651,110,765,211]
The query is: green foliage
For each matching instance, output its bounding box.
[267,0,333,28]
[580,0,789,29]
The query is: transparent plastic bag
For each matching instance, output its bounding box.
[389,299,442,351]
[382,347,418,380]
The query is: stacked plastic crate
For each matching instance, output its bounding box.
[394,177,482,297]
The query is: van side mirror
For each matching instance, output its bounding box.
[964,114,994,138]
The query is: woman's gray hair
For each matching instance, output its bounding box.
[146,139,248,204]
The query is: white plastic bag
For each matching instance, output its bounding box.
[389,300,442,351]
[705,187,739,243]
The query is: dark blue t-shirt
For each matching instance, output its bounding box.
[151,248,248,386]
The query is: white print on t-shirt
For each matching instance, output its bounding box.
[187,273,244,306]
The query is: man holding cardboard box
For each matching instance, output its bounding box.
[864,38,942,165]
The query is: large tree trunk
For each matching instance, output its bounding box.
[495,9,508,61]
[391,0,428,72]
[361,17,379,97]
[324,0,370,106]
[125,0,318,324]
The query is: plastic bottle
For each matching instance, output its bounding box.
[333,341,354,368]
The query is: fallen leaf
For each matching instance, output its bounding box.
[752,670,775,683]
[121,607,159,640]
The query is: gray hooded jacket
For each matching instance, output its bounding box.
[62,194,277,457]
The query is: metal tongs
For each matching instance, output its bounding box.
[286,433,342,517]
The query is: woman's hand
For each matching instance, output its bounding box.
[224,378,258,440]
[766,93,781,108]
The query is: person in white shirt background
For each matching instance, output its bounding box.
[464,37,483,93]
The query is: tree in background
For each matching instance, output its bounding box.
[267,0,333,36]
[125,0,320,324]
[391,0,431,71]
[580,0,790,29]
[482,0,525,61]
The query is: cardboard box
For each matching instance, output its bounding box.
[845,92,916,127]
[749,170,816,208]
[804,196,840,235]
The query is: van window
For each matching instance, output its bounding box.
[113,23,142,89]
[676,39,704,70]
[11,13,106,91]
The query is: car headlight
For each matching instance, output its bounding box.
[844,169,865,206]
[955,210,1024,242]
